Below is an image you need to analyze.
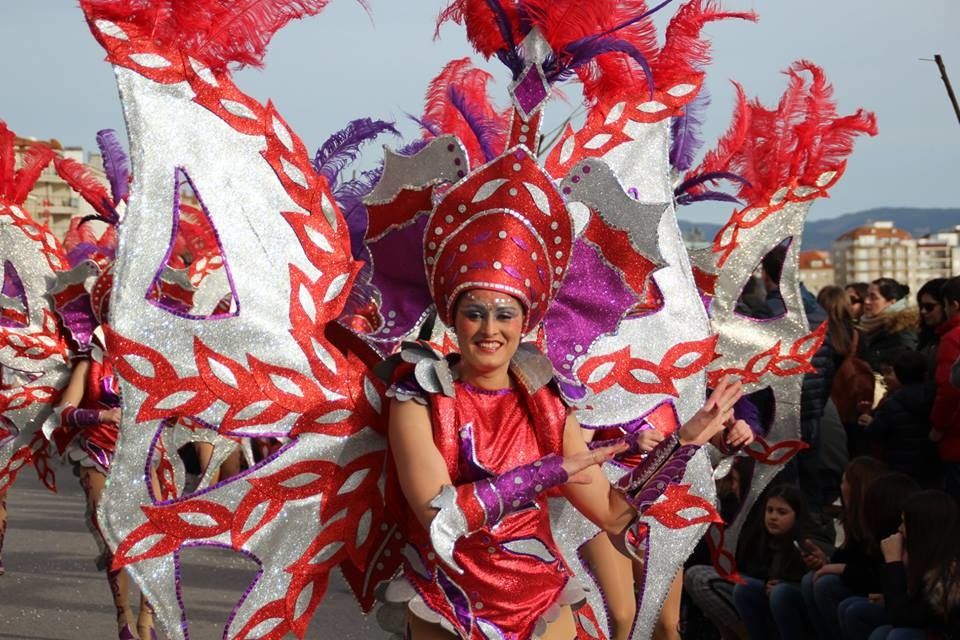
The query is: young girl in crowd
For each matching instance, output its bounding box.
[835,473,921,640]
[801,457,888,638]
[870,490,960,639]
[731,485,831,640]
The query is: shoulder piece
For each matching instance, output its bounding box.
[377,340,458,402]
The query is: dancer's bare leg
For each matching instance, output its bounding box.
[138,466,163,639]
[652,570,683,640]
[219,449,242,481]
[194,441,219,485]
[582,534,636,640]
[80,467,133,635]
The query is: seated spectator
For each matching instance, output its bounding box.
[860,351,939,487]
[801,457,888,639]
[871,490,960,639]
[836,473,921,640]
[732,485,832,640]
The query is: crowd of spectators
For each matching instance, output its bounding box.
[679,269,960,640]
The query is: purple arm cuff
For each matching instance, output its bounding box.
[62,406,101,428]
[471,453,568,526]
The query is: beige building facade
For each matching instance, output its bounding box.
[832,221,959,295]
[798,250,835,294]
[14,136,108,239]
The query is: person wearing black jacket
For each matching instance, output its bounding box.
[871,491,960,639]
[861,351,940,487]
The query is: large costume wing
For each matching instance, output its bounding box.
[79,3,395,638]
[686,61,876,575]
[0,125,70,494]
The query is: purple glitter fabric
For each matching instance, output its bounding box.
[544,239,638,379]
[511,65,549,117]
[57,293,98,352]
[471,454,567,526]
[623,443,699,513]
[366,214,433,340]
[615,433,682,494]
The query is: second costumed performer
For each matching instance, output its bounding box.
[379,113,748,638]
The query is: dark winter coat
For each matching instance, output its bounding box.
[865,382,940,486]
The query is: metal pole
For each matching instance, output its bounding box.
[934,54,960,126]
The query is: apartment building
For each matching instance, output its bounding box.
[14,136,107,239]
[798,250,835,294]
[832,221,958,294]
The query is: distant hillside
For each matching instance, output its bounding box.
[678,208,960,251]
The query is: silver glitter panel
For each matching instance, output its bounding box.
[0,207,71,484]
[99,65,382,639]
[698,198,815,553]
[570,118,711,429]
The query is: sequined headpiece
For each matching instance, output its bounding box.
[424,119,573,330]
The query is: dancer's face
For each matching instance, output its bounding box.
[764,496,796,537]
[454,289,524,381]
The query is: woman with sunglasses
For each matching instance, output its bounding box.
[917,278,948,380]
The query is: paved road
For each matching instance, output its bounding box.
[0,464,392,639]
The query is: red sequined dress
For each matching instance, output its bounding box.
[387,369,587,640]
[54,357,121,473]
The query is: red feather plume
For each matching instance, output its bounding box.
[436,0,522,58]
[690,61,876,204]
[653,0,757,89]
[54,156,115,219]
[577,0,660,105]
[0,121,56,205]
[421,58,508,167]
[81,0,340,73]
[683,82,751,189]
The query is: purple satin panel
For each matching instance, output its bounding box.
[544,239,637,379]
[457,423,494,483]
[436,569,474,633]
[59,293,98,351]
[366,214,432,340]
[100,376,121,408]
[84,441,112,471]
[1,260,25,300]
[476,454,567,520]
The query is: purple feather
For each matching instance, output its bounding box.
[333,168,381,263]
[407,113,441,138]
[674,170,750,196]
[313,118,399,185]
[675,191,743,206]
[669,89,710,172]
[96,129,129,203]
[483,0,524,78]
[448,86,505,163]
[551,37,655,98]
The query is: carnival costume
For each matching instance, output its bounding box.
[41,1,879,639]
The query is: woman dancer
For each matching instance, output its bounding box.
[57,329,157,640]
[388,279,745,638]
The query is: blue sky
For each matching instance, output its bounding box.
[1,1,958,223]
